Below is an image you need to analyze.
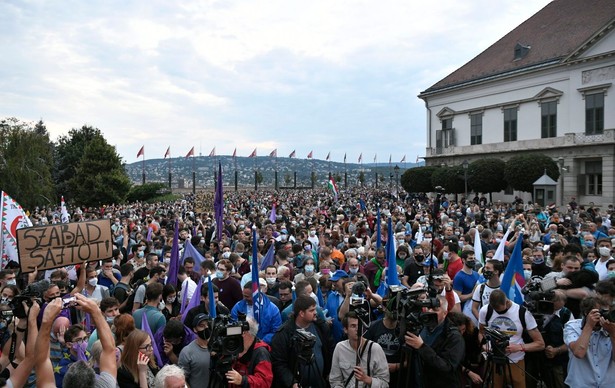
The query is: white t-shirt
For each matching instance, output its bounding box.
[594,257,612,281]
[479,302,537,363]
[472,283,499,309]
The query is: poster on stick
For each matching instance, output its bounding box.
[16,219,113,273]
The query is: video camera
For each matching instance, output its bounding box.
[208,315,249,357]
[10,280,47,319]
[483,327,511,364]
[388,285,439,336]
[293,328,316,363]
[349,281,371,324]
[522,278,556,316]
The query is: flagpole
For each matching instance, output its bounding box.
[254,150,258,191]
[142,152,145,185]
[192,153,196,194]
[168,149,172,190]
[234,149,238,192]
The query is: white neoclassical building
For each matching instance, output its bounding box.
[418,0,615,207]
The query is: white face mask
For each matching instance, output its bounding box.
[266,277,276,285]
[88,278,98,287]
[599,246,611,257]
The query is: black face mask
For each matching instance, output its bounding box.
[483,270,494,280]
[415,255,424,262]
[465,261,476,269]
[197,327,211,340]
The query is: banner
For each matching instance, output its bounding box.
[16,219,113,272]
[1,191,33,268]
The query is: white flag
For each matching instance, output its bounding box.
[1,191,33,268]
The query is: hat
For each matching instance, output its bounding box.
[192,313,209,328]
[330,270,349,281]
[259,278,267,287]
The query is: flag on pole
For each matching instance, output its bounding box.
[269,204,276,223]
[500,234,526,304]
[343,153,347,163]
[326,152,330,161]
[416,155,419,163]
[141,312,163,367]
[249,148,257,158]
[376,207,382,249]
[208,273,217,318]
[389,154,392,164]
[164,146,170,158]
[251,226,263,324]
[232,148,237,158]
[167,220,180,287]
[209,147,216,157]
[185,147,195,158]
[181,239,206,267]
[60,196,70,223]
[1,191,32,268]
[181,277,203,323]
[136,146,144,158]
[214,162,224,242]
[474,228,484,265]
[358,153,362,163]
[259,243,275,271]
[373,154,377,163]
[328,177,339,201]
[377,217,400,296]
[269,149,277,158]
[401,155,406,163]
[492,228,512,262]
[289,150,295,158]
[307,151,313,159]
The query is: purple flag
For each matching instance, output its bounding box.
[259,243,275,271]
[208,274,217,319]
[214,162,224,242]
[167,219,180,288]
[376,207,382,249]
[146,227,153,242]
[251,227,262,324]
[141,312,163,367]
[181,277,203,323]
[269,204,276,223]
[181,239,206,267]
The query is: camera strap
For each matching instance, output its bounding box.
[8,331,16,362]
[343,339,373,387]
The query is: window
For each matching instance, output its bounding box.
[435,117,455,153]
[586,160,602,195]
[503,108,517,142]
[442,118,452,130]
[585,93,604,135]
[541,101,557,138]
[470,114,482,145]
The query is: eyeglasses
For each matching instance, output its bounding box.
[73,337,88,344]
[139,343,153,351]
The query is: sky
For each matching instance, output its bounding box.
[1,0,553,165]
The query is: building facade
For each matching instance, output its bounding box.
[418,0,615,207]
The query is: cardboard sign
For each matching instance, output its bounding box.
[16,219,113,273]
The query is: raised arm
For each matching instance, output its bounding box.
[35,298,63,388]
[8,301,40,388]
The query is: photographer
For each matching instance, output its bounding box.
[403,295,465,388]
[479,289,545,388]
[224,317,273,388]
[564,296,615,387]
[271,295,333,388]
[330,311,389,388]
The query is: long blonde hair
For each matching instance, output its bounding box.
[120,329,156,382]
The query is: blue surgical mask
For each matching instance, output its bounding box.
[215,270,224,279]
[305,265,314,273]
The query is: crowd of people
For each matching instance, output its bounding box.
[1,188,614,387]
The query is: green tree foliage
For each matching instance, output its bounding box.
[70,136,131,207]
[0,118,55,209]
[127,183,169,203]
[54,125,105,200]
[431,165,465,194]
[504,154,560,193]
[400,166,437,193]
[358,171,365,186]
[467,158,507,194]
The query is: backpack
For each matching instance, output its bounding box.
[119,279,145,314]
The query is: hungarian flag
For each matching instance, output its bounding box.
[358,153,362,163]
[1,191,33,268]
[326,152,330,161]
[164,147,170,158]
[232,148,237,158]
[289,150,296,158]
[328,177,339,201]
[307,151,313,159]
[136,146,144,158]
[209,147,216,157]
[269,149,277,157]
[249,148,257,158]
[185,147,195,158]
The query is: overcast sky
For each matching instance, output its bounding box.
[1,0,552,165]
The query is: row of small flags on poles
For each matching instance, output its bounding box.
[136,146,415,163]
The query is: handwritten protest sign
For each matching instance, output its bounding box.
[16,220,113,272]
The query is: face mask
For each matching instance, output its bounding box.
[88,278,98,287]
[483,270,494,280]
[599,247,611,257]
[607,271,615,279]
[495,238,502,244]
[585,241,594,248]
[305,265,315,273]
[266,277,276,285]
[6,279,16,286]
[321,268,331,275]
[398,239,405,245]
[200,239,205,245]
[106,316,115,324]
[155,249,162,256]
[533,258,545,265]
[304,246,312,251]
[198,233,203,237]
[158,301,165,310]
[167,297,176,304]
[197,327,211,340]
[415,255,424,262]
[0,297,8,304]
[215,270,224,279]
[442,252,449,260]
[424,238,432,243]
[138,251,145,258]
[454,232,460,236]
[164,257,171,265]
[465,261,475,269]
[72,341,88,354]
[309,231,316,236]
[523,270,532,281]
[349,267,359,275]
[458,242,464,249]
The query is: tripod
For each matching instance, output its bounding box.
[481,351,514,388]
[208,354,238,388]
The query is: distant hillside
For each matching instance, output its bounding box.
[125,156,421,188]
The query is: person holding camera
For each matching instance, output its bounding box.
[224,316,273,387]
[271,295,333,388]
[330,311,389,388]
[403,294,465,388]
[479,289,545,388]
[564,296,615,387]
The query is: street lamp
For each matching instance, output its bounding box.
[462,159,469,200]
[558,157,565,208]
[394,165,400,193]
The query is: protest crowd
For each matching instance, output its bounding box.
[1,187,615,388]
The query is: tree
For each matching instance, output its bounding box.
[358,171,365,186]
[431,165,465,194]
[504,154,560,193]
[467,158,507,195]
[70,136,131,207]
[54,125,105,200]
[0,118,55,209]
[127,183,169,203]
[401,166,437,193]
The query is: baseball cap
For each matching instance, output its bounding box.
[192,313,209,328]
[330,270,349,281]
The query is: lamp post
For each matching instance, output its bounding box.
[558,157,565,208]
[462,159,469,200]
[394,165,400,193]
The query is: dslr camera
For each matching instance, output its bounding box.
[10,280,47,319]
[208,315,249,357]
[388,285,440,336]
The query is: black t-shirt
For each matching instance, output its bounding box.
[364,319,400,363]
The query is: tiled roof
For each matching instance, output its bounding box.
[421,0,615,95]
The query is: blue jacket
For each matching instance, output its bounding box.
[325,290,345,343]
[231,296,281,345]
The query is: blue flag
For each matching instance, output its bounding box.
[259,243,275,271]
[500,234,526,305]
[167,219,180,288]
[214,162,224,242]
[377,217,400,296]
[208,274,217,319]
[181,239,206,267]
[376,207,382,249]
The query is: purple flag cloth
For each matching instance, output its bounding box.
[208,274,217,319]
[269,204,276,223]
[259,243,275,271]
[141,312,163,368]
[181,277,203,323]
[74,343,89,362]
[214,162,224,242]
[167,219,180,288]
[181,239,206,267]
[146,227,153,242]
